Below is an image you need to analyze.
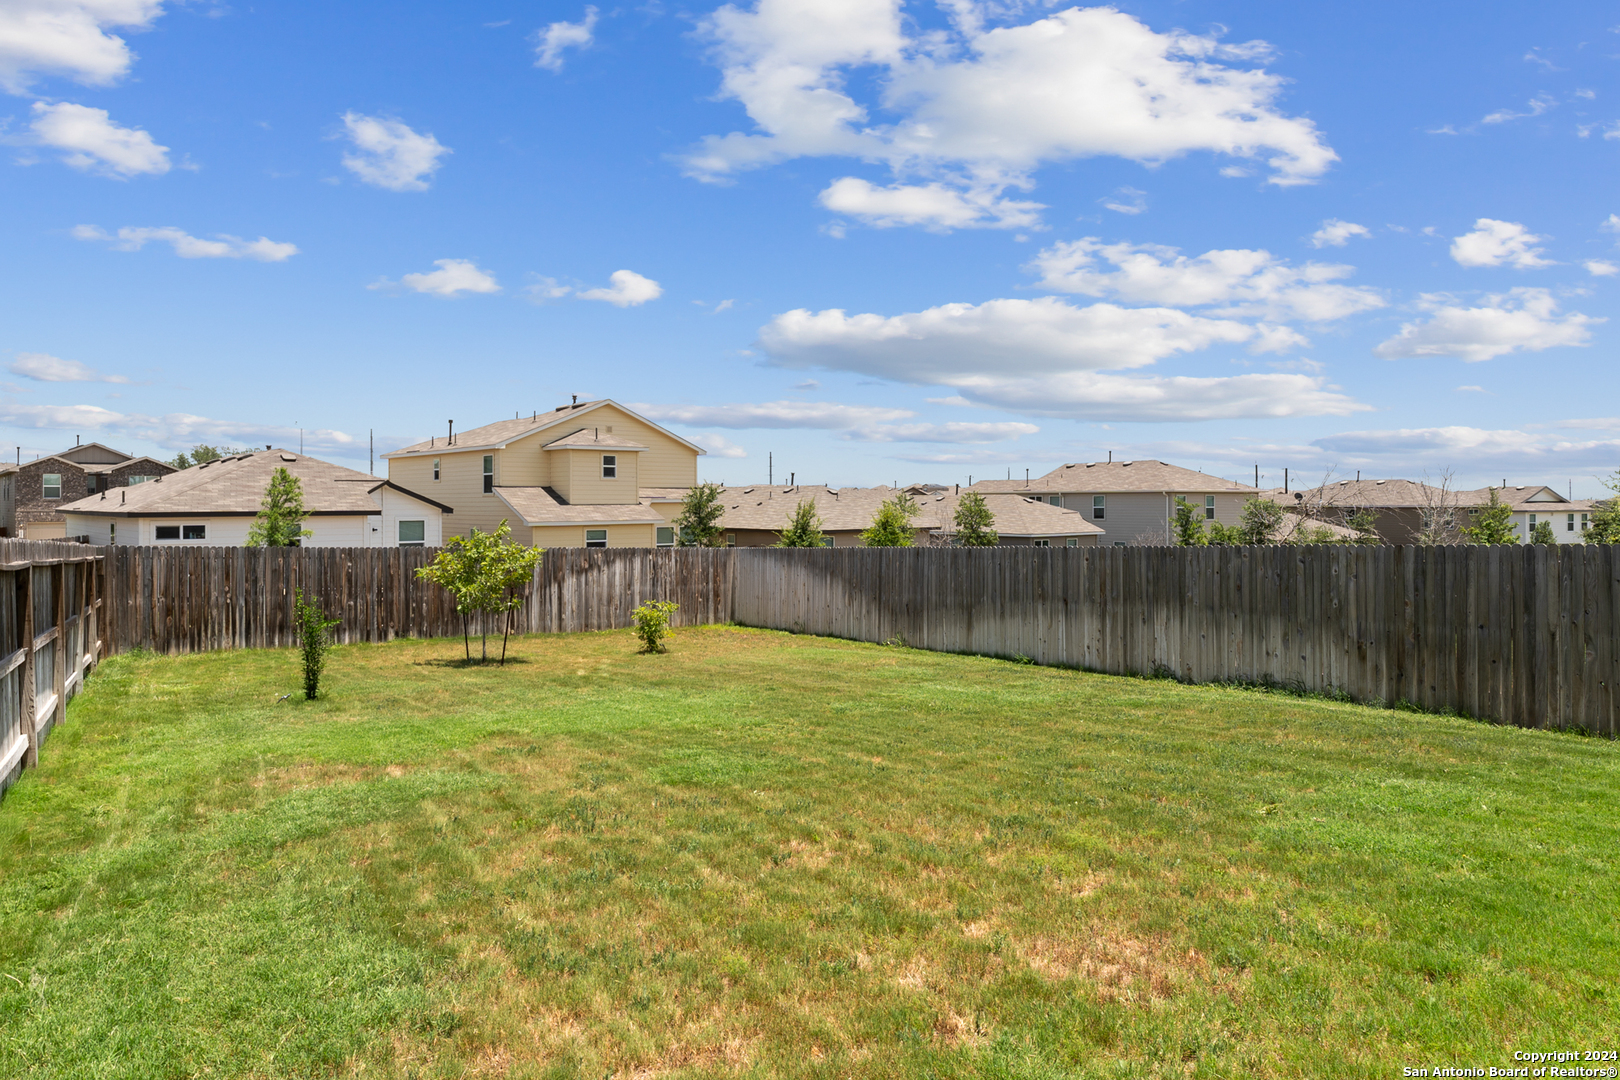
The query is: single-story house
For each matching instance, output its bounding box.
[60,448,450,547]
[1272,479,1596,544]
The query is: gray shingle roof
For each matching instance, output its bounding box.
[59,449,447,517]
[542,428,650,451]
[972,460,1255,495]
[713,485,1104,537]
[385,399,705,457]
[495,487,667,526]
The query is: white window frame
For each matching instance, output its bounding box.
[1092,495,1105,520]
[584,528,607,548]
[155,525,181,541]
[1581,513,1590,531]
[601,454,617,479]
[1568,514,1576,532]
[42,473,61,500]
[821,536,835,548]
[725,532,736,548]
[656,526,675,548]
[182,524,207,541]
[127,475,157,485]
[1066,537,1079,548]
[432,458,440,481]
[483,455,494,494]
[109,522,116,544]
[1033,538,1051,547]
[398,520,426,547]
[1205,495,1216,520]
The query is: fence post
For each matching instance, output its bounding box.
[20,563,36,771]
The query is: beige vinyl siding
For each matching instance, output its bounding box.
[557,448,639,505]
[573,405,698,487]
[530,523,657,548]
[391,448,506,538]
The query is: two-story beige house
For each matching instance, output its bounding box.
[972,461,1257,546]
[383,399,704,547]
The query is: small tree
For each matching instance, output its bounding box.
[1171,497,1208,547]
[246,467,312,546]
[293,588,339,700]
[632,600,678,653]
[952,492,999,547]
[169,444,250,470]
[1462,487,1519,545]
[674,482,727,547]
[1587,469,1620,544]
[1347,508,1382,545]
[861,493,920,547]
[1529,520,1557,545]
[417,522,543,663]
[1237,498,1285,545]
[775,500,828,547]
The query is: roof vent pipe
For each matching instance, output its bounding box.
[1108,450,1113,463]
[448,420,454,446]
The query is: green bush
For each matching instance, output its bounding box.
[293,588,339,700]
[632,600,679,653]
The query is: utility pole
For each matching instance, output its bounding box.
[370,429,374,476]
[1254,463,1259,489]
[769,451,772,486]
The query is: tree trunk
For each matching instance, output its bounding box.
[462,612,470,661]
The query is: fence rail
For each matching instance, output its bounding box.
[0,539,104,794]
[1,540,1615,799]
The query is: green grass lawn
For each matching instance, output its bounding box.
[1,626,1616,1079]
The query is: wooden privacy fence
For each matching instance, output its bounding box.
[100,544,737,653]
[731,545,1619,735]
[0,539,104,793]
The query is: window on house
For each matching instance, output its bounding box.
[1066,537,1079,547]
[109,523,116,544]
[602,454,617,479]
[1581,514,1590,530]
[482,455,494,494]
[1568,514,1576,532]
[398,520,426,547]
[1033,538,1051,547]
[86,475,97,494]
[725,532,736,548]
[1047,495,1062,507]
[1529,513,1537,527]
[1205,495,1216,520]
[182,525,206,540]
[42,473,61,499]
[128,475,156,484]
[155,525,180,540]
[585,529,607,548]
[822,536,835,547]
[1113,541,1127,547]
[432,458,440,481]
[1092,495,1105,520]
[656,526,674,548]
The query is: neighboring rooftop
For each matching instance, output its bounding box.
[972,461,1255,495]
[494,487,666,526]
[58,450,450,517]
[386,399,704,457]
[712,485,1104,538]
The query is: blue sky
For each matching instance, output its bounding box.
[2,0,1617,493]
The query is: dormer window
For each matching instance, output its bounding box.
[602,454,617,479]
[482,455,493,494]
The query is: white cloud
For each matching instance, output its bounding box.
[534,6,597,71]
[7,351,129,383]
[750,294,1363,421]
[0,400,360,452]
[850,421,1039,443]
[339,112,450,192]
[395,258,500,297]
[1312,426,1620,471]
[578,269,662,307]
[758,297,1281,382]
[1482,94,1554,124]
[1374,288,1599,362]
[72,224,297,261]
[1028,238,1383,322]
[1604,214,1620,234]
[0,0,165,93]
[631,400,915,429]
[1100,187,1146,215]
[939,370,1368,422]
[1456,385,1486,393]
[1449,218,1553,268]
[691,432,748,458]
[29,100,168,176]
[712,299,735,313]
[1586,259,1619,277]
[1310,218,1371,248]
[817,177,1042,231]
[684,4,1335,228]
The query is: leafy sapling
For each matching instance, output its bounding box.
[632,600,679,653]
[293,588,340,700]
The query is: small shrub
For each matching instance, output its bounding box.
[293,588,340,700]
[632,600,679,653]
